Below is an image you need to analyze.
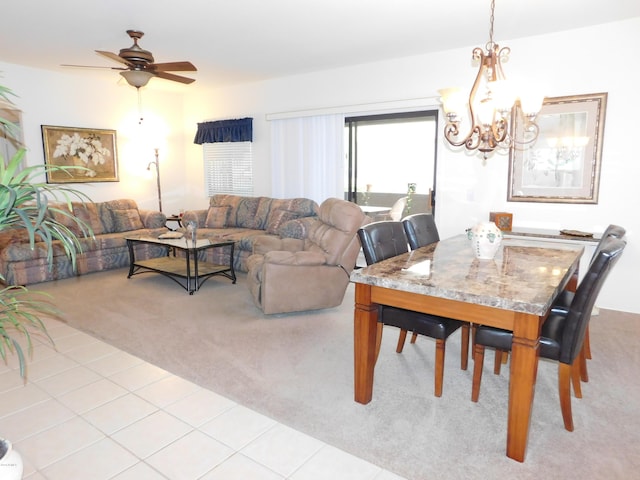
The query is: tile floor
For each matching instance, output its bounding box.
[0,317,405,480]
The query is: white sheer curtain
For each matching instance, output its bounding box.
[270,113,345,204]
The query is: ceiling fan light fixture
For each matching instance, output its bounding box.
[120,69,154,88]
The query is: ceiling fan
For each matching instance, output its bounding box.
[67,30,197,88]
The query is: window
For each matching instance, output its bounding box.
[345,111,438,215]
[203,142,253,196]
[194,117,253,196]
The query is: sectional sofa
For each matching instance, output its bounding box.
[0,199,168,285]
[181,194,319,273]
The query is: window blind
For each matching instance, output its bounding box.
[203,142,253,196]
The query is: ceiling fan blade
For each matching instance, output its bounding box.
[95,50,132,67]
[151,61,197,72]
[155,71,196,84]
[61,64,126,70]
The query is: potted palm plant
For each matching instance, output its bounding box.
[0,82,91,380]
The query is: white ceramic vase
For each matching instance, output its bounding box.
[0,438,23,480]
[467,222,503,260]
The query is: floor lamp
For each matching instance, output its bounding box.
[147,148,162,213]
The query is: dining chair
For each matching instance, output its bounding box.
[402,212,440,250]
[551,224,626,316]
[400,213,451,350]
[550,224,626,380]
[387,197,407,221]
[492,224,627,381]
[471,237,626,431]
[357,221,469,397]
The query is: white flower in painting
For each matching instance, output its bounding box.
[53,132,111,176]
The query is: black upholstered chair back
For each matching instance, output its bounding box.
[559,237,626,364]
[402,213,440,250]
[590,224,625,266]
[357,221,409,266]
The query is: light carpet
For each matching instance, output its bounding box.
[36,268,640,479]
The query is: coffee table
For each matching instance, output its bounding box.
[125,236,236,294]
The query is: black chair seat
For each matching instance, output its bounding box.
[474,313,566,364]
[382,306,464,340]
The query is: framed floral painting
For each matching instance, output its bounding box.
[41,125,119,183]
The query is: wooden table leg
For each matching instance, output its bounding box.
[507,312,542,462]
[354,283,379,404]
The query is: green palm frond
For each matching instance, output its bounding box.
[1,83,95,379]
[0,149,93,276]
[0,285,59,379]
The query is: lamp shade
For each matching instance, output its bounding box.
[120,70,154,88]
[438,88,467,115]
[519,92,545,116]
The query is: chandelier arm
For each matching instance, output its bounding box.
[443,122,469,147]
[442,48,488,150]
[511,120,540,147]
[464,125,482,151]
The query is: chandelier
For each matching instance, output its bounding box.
[439,0,543,160]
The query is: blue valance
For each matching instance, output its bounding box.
[193,117,253,144]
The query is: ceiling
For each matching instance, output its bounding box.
[2,0,639,90]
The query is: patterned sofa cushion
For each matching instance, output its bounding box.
[265,209,301,235]
[102,199,141,233]
[111,209,144,232]
[269,197,318,218]
[73,202,105,235]
[209,195,267,229]
[209,195,318,230]
[277,216,319,239]
[205,206,231,228]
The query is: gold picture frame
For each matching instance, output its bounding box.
[42,125,119,183]
[508,92,607,204]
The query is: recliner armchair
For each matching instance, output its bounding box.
[246,198,368,314]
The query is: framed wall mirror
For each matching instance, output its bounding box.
[508,92,607,204]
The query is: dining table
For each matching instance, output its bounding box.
[350,233,584,462]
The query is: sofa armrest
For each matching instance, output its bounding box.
[182,209,208,228]
[253,235,305,255]
[139,209,167,229]
[263,250,327,266]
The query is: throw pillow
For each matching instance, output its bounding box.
[111,208,144,232]
[277,216,317,239]
[266,209,300,235]
[49,205,81,235]
[72,202,105,235]
[205,206,231,228]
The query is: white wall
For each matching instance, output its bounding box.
[1,18,638,312]
[183,18,640,313]
[0,62,189,214]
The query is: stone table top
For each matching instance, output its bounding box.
[350,234,584,316]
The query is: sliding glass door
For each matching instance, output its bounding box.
[345,110,438,217]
